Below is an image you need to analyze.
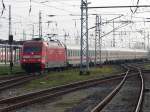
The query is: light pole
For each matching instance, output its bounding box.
[8,5,13,72]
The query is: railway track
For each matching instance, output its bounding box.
[0,74,39,91]
[141,72,150,112]
[0,72,26,81]
[0,71,139,112]
[90,66,144,112]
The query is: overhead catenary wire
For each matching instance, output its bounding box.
[0,0,149,44]
[88,5,150,9]
[29,0,32,15]
[130,0,141,14]
[100,22,132,39]
[31,0,74,14]
[133,0,140,13]
[88,15,124,30]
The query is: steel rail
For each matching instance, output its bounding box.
[0,75,38,91]
[135,69,144,112]
[90,64,144,112]
[125,65,144,112]
[0,73,26,80]
[90,70,130,112]
[0,75,31,85]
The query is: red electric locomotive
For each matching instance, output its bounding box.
[20,38,67,72]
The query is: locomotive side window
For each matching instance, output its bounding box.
[23,47,41,53]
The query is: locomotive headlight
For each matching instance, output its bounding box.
[23,59,26,61]
[37,59,41,61]
[23,56,30,58]
[33,55,41,58]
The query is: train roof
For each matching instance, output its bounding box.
[66,45,148,52]
[23,39,66,48]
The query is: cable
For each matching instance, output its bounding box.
[130,0,140,14]
[31,0,74,14]
[1,0,5,16]
[134,0,140,13]
[29,0,32,15]
[52,1,79,7]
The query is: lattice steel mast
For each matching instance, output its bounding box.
[80,0,89,74]
[94,15,102,66]
[94,15,99,65]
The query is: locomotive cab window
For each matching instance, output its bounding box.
[23,47,41,53]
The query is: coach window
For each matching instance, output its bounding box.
[72,50,74,56]
[73,50,74,56]
[79,50,80,56]
[68,50,70,56]
[76,50,77,56]
[76,50,78,56]
[72,50,73,56]
[69,50,71,56]
[74,50,76,56]
[68,50,69,56]
[71,50,72,56]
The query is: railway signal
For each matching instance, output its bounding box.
[9,35,13,44]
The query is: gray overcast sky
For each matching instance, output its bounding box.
[0,0,150,48]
